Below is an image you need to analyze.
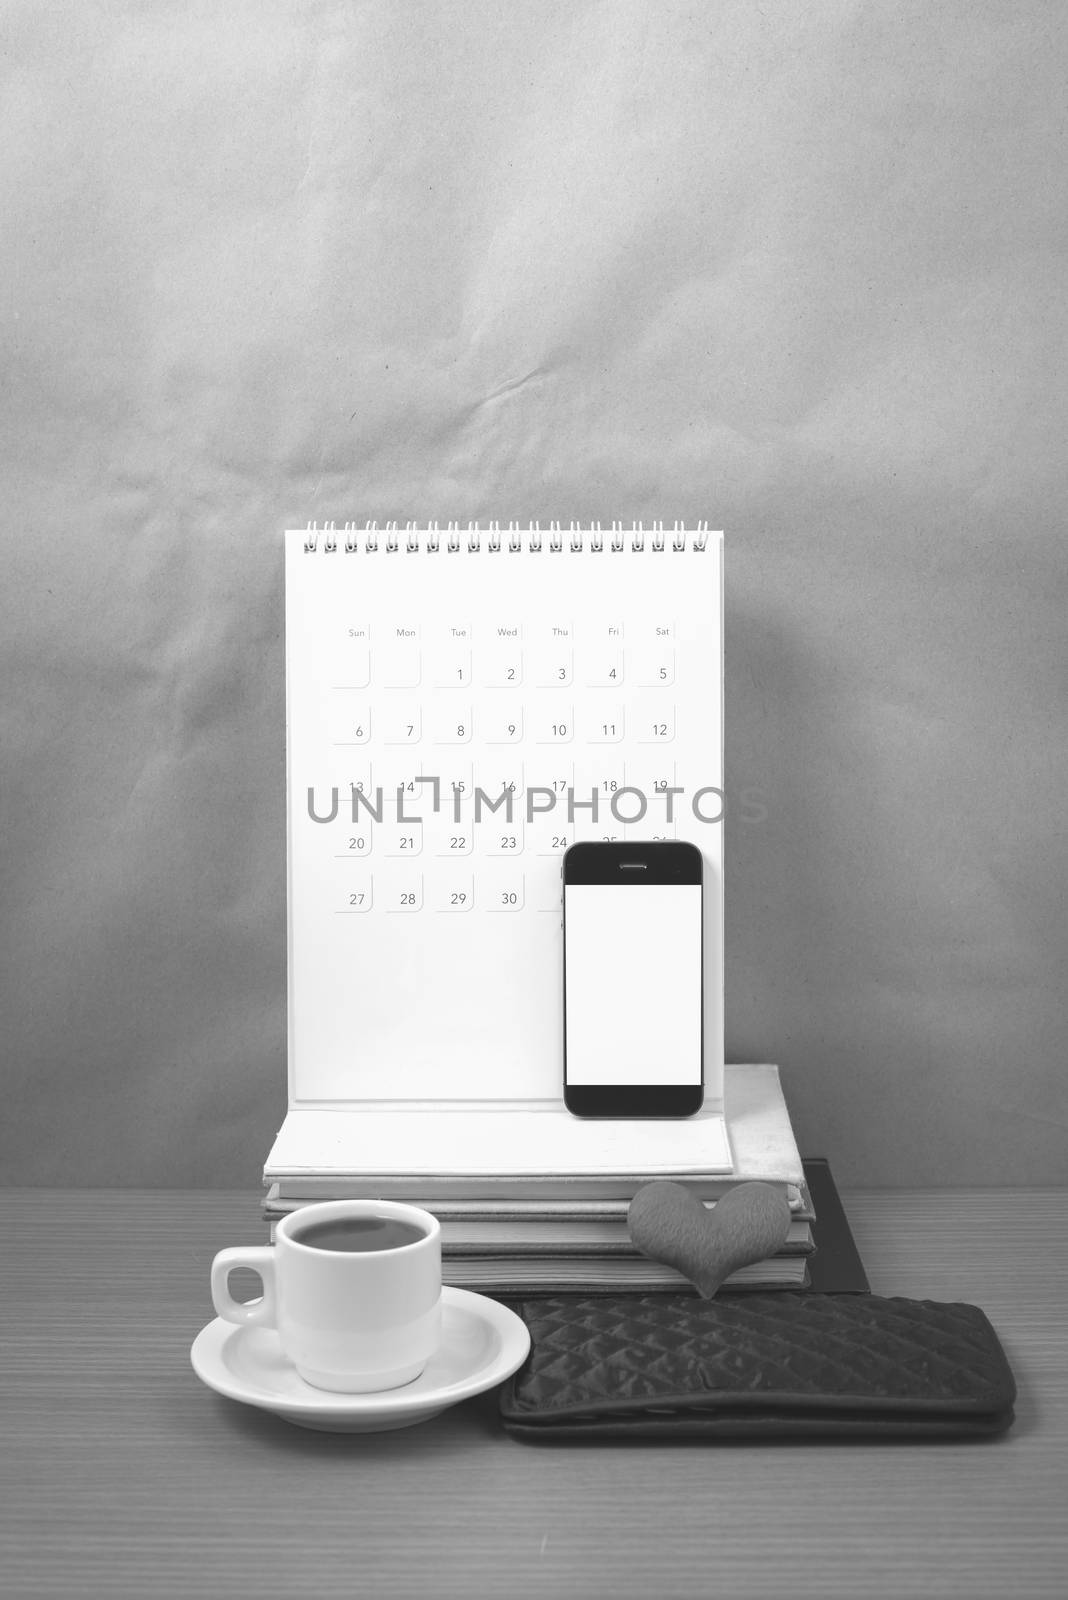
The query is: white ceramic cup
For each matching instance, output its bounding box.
[210,1200,442,1393]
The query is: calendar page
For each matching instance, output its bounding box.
[285,524,723,1108]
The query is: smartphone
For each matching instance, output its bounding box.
[562,840,704,1117]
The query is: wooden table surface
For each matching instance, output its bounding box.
[2,1188,1066,1599]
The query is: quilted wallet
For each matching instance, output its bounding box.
[499,1293,1016,1441]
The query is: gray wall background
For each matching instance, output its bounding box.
[2,1,1066,1188]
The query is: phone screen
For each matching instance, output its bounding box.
[564,883,703,1087]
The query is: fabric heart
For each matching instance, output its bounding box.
[627,1180,792,1298]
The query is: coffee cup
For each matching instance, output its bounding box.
[210,1200,442,1393]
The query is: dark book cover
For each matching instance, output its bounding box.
[799,1157,870,1294]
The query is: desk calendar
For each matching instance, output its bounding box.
[270,523,727,1177]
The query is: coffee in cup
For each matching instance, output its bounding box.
[210,1200,441,1393]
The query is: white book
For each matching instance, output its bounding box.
[261,1206,813,1254]
[266,1063,802,1190]
[441,1256,809,1292]
[269,523,727,1180]
[268,1191,812,1217]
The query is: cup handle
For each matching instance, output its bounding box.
[211,1247,277,1328]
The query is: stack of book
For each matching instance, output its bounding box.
[264,1064,851,1294]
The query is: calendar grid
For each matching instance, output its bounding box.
[285,527,723,1104]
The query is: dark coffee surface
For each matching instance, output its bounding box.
[293,1216,427,1254]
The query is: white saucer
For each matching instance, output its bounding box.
[190,1286,530,1432]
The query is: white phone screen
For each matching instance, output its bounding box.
[564,883,702,1086]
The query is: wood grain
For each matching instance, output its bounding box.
[2,1189,1066,1599]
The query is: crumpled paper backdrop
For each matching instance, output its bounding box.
[1,1,1065,1185]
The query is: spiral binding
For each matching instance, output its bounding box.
[301,521,712,554]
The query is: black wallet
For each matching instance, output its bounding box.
[499,1292,1016,1440]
